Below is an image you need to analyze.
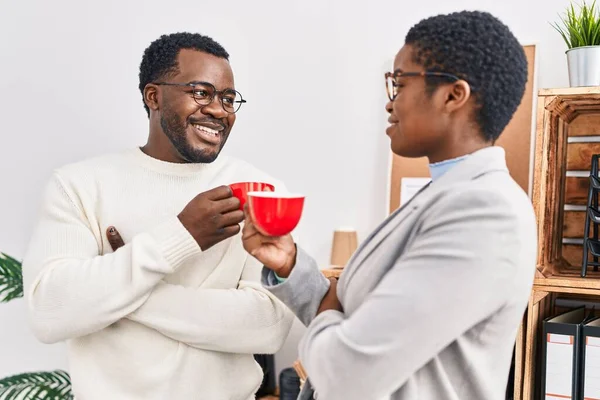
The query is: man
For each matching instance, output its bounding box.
[22,32,293,400]
[242,11,535,400]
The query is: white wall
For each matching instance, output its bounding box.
[0,0,570,385]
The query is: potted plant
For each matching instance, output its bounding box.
[552,0,600,87]
[0,252,73,399]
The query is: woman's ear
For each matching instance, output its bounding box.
[444,80,471,112]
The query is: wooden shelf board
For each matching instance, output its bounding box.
[539,86,600,96]
[534,275,600,292]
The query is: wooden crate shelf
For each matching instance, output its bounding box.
[517,87,600,399]
[532,87,600,279]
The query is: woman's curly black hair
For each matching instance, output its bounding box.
[405,11,528,142]
[138,32,229,117]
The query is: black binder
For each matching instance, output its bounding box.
[582,316,600,399]
[540,306,590,399]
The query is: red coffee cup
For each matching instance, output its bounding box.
[248,191,305,236]
[229,182,275,210]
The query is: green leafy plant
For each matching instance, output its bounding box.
[0,253,72,399]
[552,0,600,48]
[0,253,24,303]
[0,370,73,400]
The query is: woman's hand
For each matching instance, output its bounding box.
[317,277,343,315]
[241,204,297,278]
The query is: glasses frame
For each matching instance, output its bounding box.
[384,71,464,101]
[154,81,247,113]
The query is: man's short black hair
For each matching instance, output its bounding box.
[405,11,527,142]
[138,32,229,116]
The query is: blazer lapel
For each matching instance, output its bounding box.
[340,182,431,285]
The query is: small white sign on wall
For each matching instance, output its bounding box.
[400,177,431,206]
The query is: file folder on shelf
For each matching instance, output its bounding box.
[583,317,600,400]
[541,307,589,400]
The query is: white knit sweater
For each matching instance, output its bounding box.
[22,148,294,400]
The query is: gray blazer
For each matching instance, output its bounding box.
[263,147,537,400]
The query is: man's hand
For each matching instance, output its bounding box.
[106,226,125,251]
[316,277,343,315]
[178,185,244,251]
[241,204,297,278]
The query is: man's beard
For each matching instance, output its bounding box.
[160,109,227,163]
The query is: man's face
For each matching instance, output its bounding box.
[156,49,237,163]
[385,45,448,159]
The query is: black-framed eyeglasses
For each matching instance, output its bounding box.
[384,71,464,101]
[154,81,247,113]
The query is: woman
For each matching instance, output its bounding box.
[242,10,536,400]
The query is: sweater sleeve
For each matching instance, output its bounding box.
[297,189,528,400]
[22,173,202,344]
[128,253,295,354]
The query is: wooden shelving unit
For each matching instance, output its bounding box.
[517,86,600,399]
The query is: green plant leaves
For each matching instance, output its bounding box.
[0,253,23,303]
[552,0,600,48]
[0,370,73,400]
[0,257,72,399]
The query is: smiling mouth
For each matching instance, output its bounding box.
[192,124,223,145]
[194,124,220,135]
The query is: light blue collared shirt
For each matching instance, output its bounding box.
[429,154,469,181]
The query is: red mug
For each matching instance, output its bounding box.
[248,191,305,236]
[229,182,275,210]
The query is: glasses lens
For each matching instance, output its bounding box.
[221,89,243,113]
[191,84,214,106]
[386,75,397,101]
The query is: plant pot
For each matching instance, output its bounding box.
[567,45,600,87]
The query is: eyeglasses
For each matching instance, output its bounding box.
[154,81,247,113]
[384,71,463,101]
